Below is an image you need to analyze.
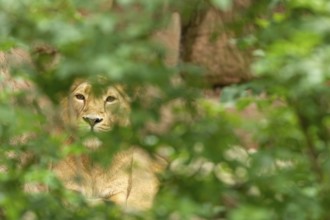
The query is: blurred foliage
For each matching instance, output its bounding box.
[1,0,330,219]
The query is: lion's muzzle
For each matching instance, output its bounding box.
[83,115,104,128]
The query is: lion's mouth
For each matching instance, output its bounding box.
[77,121,111,149]
[78,122,111,133]
[90,126,111,133]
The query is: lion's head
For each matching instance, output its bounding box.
[61,80,130,132]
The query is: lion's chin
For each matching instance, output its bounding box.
[83,137,103,150]
[77,122,111,149]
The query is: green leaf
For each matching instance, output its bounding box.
[211,0,232,11]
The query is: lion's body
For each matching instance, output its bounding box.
[53,149,164,210]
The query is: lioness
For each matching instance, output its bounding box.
[53,80,165,211]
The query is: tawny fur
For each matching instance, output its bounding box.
[53,81,166,211]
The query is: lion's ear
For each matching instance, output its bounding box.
[32,43,60,72]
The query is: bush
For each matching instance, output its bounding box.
[1,0,330,219]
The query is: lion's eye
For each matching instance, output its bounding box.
[106,96,117,103]
[75,94,85,100]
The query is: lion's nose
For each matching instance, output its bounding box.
[83,116,103,127]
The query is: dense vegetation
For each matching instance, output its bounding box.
[1,0,330,219]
